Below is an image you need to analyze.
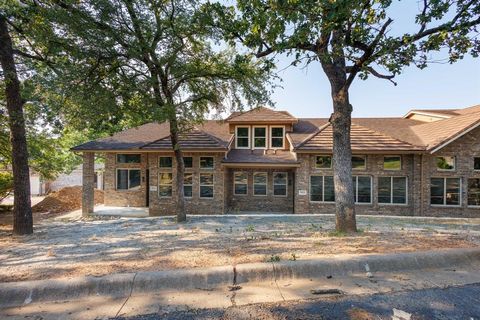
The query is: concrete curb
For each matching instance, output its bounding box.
[1,248,479,308]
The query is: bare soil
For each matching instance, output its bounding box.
[0,214,479,283]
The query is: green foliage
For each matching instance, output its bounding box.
[0,171,13,202]
[207,0,480,86]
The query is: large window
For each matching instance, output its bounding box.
[468,178,480,206]
[116,169,141,190]
[384,156,401,170]
[315,155,332,169]
[270,127,284,148]
[236,127,250,148]
[310,176,335,202]
[352,156,366,170]
[117,154,141,164]
[436,156,455,170]
[430,177,461,206]
[184,173,193,198]
[183,157,193,168]
[253,172,267,196]
[200,173,214,198]
[353,176,372,204]
[253,127,267,149]
[378,177,407,204]
[474,158,480,170]
[158,172,173,197]
[159,156,173,168]
[200,156,214,169]
[273,172,287,196]
[234,172,248,195]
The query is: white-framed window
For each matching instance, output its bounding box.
[436,156,455,171]
[468,178,480,207]
[253,126,267,149]
[270,126,284,149]
[474,157,480,171]
[378,176,408,204]
[158,172,173,197]
[234,172,248,195]
[200,173,214,198]
[310,175,335,202]
[184,173,193,198]
[253,172,267,196]
[116,169,141,190]
[353,176,372,204]
[430,177,461,206]
[159,156,173,168]
[352,155,366,170]
[116,154,141,164]
[200,156,214,169]
[315,155,332,169]
[273,172,287,196]
[236,126,250,149]
[384,156,402,170]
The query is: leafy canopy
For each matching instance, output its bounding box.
[207,0,480,88]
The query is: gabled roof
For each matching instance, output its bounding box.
[410,112,480,152]
[226,107,297,124]
[296,123,424,152]
[71,121,231,151]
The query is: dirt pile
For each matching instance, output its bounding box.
[32,186,104,214]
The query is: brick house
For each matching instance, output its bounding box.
[73,105,480,217]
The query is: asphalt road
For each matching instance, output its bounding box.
[115,283,480,320]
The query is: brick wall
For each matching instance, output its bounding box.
[421,126,480,217]
[104,153,147,207]
[225,168,294,213]
[148,152,226,215]
[294,153,417,216]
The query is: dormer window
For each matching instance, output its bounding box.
[270,126,284,149]
[253,126,267,149]
[236,126,250,149]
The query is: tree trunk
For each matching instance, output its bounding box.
[0,16,33,235]
[330,88,357,233]
[169,118,186,223]
[319,30,357,233]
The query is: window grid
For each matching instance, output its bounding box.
[253,172,268,196]
[236,126,250,149]
[315,155,332,169]
[234,172,248,196]
[310,175,335,203]
[430,177,462,206]
[378,176,408,205]
[353,176,372,204]
[158,172,173,197]
[273,172,287,196]
[270,126,284,149]
[253,126,267,149]
[200,173,214,198]
[199,156,214,169]
[116,168,141,190]
[184,173,193,198]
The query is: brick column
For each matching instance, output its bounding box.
[82,152,95,216]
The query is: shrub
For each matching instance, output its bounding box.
[0,171,13,202]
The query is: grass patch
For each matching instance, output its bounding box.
[327,230,347,237]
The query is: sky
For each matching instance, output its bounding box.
[264,2,480,119]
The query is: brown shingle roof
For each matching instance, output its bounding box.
[226,107,297,123]
[223,149,298,164]
[72,104,480,155]
[410,112,480,151]
[296,123,424,152]
[141,129,228,150]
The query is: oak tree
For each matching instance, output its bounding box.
[209,0,480,232]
